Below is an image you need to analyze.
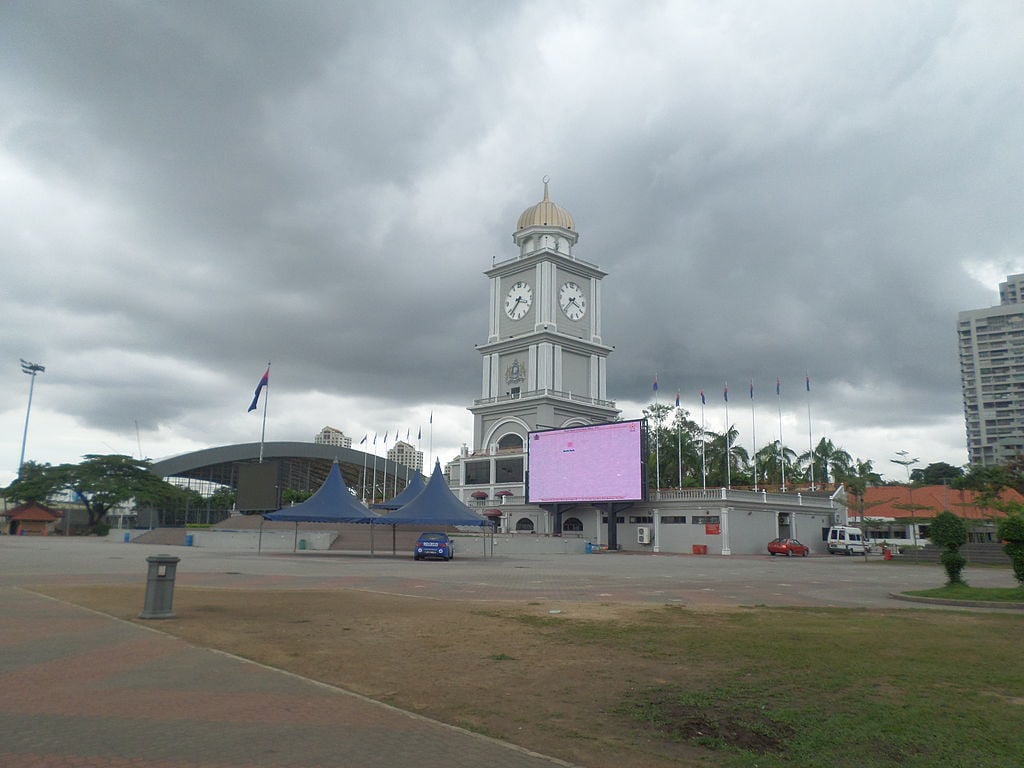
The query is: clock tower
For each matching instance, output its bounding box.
[451,180,619,510]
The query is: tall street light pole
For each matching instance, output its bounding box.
[19,359,46,475]
[890,449,920,554]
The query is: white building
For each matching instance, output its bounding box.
[958,273,1024,466]
[387,440,423,474]
[314,426,352,449]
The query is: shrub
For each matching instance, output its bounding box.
[997,515,1024,585]
[930,511,968,585]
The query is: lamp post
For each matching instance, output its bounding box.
[890,450,920,554]
[18,359,46,475]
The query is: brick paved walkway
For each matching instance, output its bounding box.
[0,586,577,768]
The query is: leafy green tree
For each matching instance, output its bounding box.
[753,440,799,487]
[910,461,964,485]
[996,512,1024,585]
[929,510,968,584]
[3,454,183,531]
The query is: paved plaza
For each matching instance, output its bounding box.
[1,536,1018,767]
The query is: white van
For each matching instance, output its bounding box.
[826,526,870,555]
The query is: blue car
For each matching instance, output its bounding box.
[414,532,454,561]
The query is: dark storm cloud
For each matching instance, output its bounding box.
[2,1,1023,479]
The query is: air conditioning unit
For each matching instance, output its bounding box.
[637,526,652,544]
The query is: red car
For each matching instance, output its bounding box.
[767,537,810,557]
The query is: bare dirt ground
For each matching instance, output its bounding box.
[35,583,734,768]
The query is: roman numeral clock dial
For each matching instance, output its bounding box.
[504,281,533,320]
[559,281,587,320]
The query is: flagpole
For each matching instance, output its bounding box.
[724,383,731,490]
[371,433,378,505]
[777,379,786,493]
[428,411,433,468]
[360,435,369,504]
[676,392,682,489]
[259,361,270,463]
[806,373,815,491]
[653,375,660,497]
[750,380,757,492]
[700,390,707,491]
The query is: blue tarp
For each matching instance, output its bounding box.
[263,462,377,523]
[370,471,426,510]
[373,461,489,527]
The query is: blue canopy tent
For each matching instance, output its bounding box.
[373,460,491,556]
[370,471,426,511]
[261,461,377,551]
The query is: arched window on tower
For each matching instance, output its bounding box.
[497,433,524,452]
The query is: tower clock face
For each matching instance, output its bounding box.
[504,280,533,320]
[559,281,587,320]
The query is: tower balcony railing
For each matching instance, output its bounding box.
[473,388,616,409]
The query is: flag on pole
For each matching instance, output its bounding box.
[417,426,422,440]
[373,432,377,445]
[383,430,388,443]
[675,391,680,408]
[406,428,410,440]
[429,411,433,424]
[776,377,781,397]
[723,384,728,402]
[806,374,811,392]
[247,368,269,412]
[700,389,705,405]
[750,380,754,400]
[360,434,367,444]
[653,375,659,392]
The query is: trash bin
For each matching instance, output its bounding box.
[883,547,892,561]
[692,544,708,555]
[139,554,181,620]
[298,539,307,551]
[123,532,130,543]
[184,533,194,547]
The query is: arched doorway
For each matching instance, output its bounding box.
[515,517,535,532]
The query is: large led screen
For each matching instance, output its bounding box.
[527,420,646,503]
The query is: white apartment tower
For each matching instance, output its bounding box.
[388,440,424,474]
[313,426,352,448]
[958,273,1024,466]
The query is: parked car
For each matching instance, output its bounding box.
[414,532,454,561]
[767,537,810,557]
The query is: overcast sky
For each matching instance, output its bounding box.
[3,1,1023,487]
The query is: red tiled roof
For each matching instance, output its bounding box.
[858,485,1023,520]
[5,501,64,522]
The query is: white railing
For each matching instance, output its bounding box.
[473,388,616,409]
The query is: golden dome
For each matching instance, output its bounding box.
[516,178,575,232]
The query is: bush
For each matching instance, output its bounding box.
[92,523,110,537]
[930,511,968,585]
[940,551,967,585]
[997,515,1024,585]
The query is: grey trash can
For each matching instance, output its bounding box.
[139,554,181,619]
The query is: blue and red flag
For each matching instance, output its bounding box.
[723,384,728,402]
[700,389,705,406]
[675,391,680,408]
[806,374,811,392]
[247,368,269,412]
[776,377,781,397]
[749,380,754,400]
[652,375,659,392]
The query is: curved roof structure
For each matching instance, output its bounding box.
[149,441,417,510]
[516,178,575,232]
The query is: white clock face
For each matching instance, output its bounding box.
[504,280,533,320]
[559,281,587,320]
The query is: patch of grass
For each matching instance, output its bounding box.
[489,652,515,661]
[904,583,1024,602]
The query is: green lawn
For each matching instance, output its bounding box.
[904,583,1024,603]
[512,606,1024,767]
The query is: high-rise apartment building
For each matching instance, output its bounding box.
[313,426,352,448]
[387,440,423,473]
[958,273,1024,466]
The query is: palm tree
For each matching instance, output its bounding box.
[754,440,799,487]
[799,437,853,487]
[704,425,750,488]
